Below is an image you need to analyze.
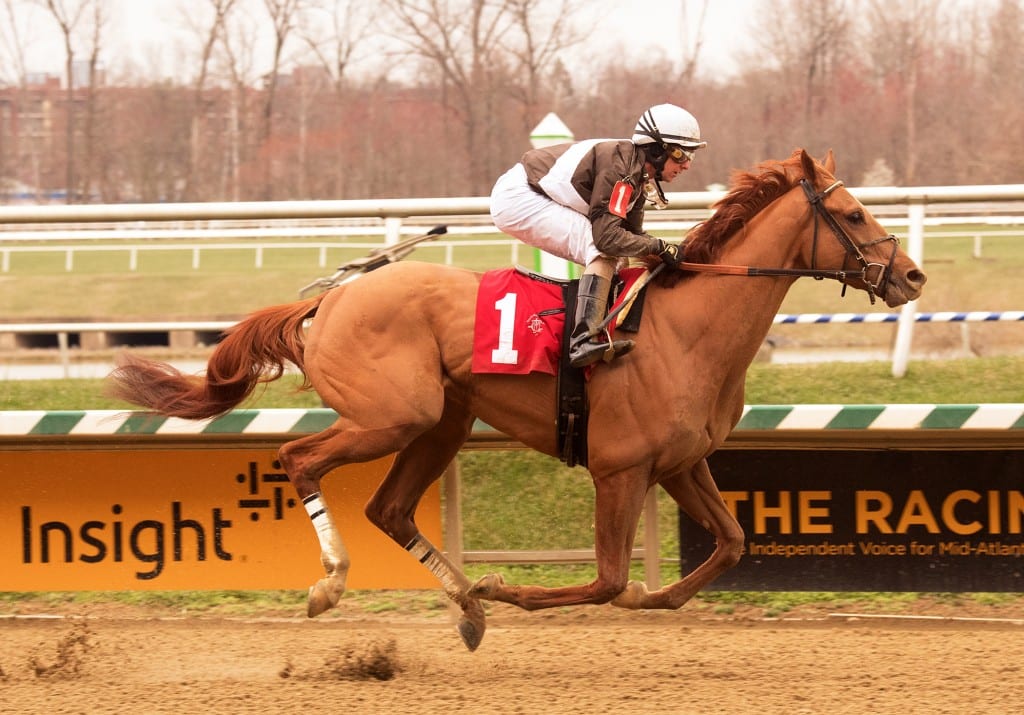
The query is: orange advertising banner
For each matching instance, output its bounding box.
[0,448,442,591]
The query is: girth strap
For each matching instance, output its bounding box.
[557,280,588,468]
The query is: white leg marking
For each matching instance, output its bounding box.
[406,534,464,595]
[303,493,350,573]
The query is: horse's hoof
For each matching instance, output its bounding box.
[611,580,648,609]
[459,596,487,651]
[458,614,485,651]
[306,577,345,618]
[468,573,504,600]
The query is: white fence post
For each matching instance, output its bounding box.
[384,216,402,246]
[891,202,926,377]
[443,460,464,570]
[57,331,70,378]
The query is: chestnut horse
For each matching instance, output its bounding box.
[108,149,926,651]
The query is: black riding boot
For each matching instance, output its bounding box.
[568,274,635,368]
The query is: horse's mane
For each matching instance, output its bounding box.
[685,156,798,264]
[651,153,802,287]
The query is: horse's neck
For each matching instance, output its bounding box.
[632,272,789,447]
[687,211,800,345]
[718,198,803,269]
[674,270,793,358]
[645,210,801,414]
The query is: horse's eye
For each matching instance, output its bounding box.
[847,210,865,224]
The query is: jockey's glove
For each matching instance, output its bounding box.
[655,239,683,267]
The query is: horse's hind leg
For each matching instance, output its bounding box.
[277,419,432,619]
[611,458,744,610]
[363,401,487,651]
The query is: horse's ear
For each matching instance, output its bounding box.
[823,149,836,174]
[799,149,817,183]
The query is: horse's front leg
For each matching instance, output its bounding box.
[611,458,744,610]
[470,468,648,610]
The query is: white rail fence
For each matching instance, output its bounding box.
[2,226,1023,273]
[1,184,1023,378]
[0,239,526,272]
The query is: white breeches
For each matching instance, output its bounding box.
[490,163,604,267]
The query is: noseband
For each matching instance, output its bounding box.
[800,178,900,305]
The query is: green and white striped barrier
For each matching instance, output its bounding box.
[2,405,1024,437]
[0,409,337,436]
[735,404,1024,430]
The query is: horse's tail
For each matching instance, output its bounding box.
[107,293,326,420]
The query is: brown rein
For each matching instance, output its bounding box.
[673,178,899,304]
[604,177,899,332]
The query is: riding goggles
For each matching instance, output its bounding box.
[666,143,696,163]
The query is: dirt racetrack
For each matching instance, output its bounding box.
[2,595,1023,715]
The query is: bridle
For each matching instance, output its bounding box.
[799,178,900,305]
[673,177,901,305]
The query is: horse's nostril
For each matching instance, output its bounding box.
[909,269,928,287]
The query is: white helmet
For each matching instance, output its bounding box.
[632,103,707,161]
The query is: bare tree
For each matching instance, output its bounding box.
[502,0,586,131]
[300,0,372,89]
[0,0,34,198]
[180,0,237,200]
[298,0,375,197]
[676,0,710,88]
[863,0,946,184]
[380,0,517,193]
[751,0,852,143]
[78,0,106,201]
[4,0,1024,201]
[39,0,89,202]
[0,0,32,85]
[217,5,260,200]
[259,0,304,199]
[982,0,1024,181]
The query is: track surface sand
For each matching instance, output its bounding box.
[3,596,1023,714]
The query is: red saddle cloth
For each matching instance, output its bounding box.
[472,269,564,375]
[471,267,647,376]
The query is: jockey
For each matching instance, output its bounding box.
[490,103,707,367]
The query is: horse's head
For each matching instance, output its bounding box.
[792,149,927,307]
[677,149,926,306]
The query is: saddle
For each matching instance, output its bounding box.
[471,266,649,468]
